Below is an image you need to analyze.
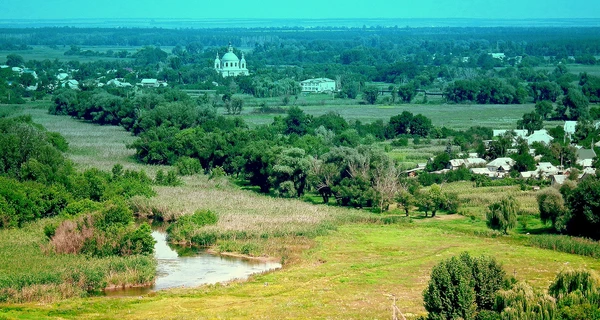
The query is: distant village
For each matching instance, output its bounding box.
[407,123,598,186]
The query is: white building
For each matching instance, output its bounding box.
[300,78,336,93]
[214,43,249,77]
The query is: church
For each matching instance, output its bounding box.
[214,43,249,77]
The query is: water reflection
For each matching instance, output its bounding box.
[105,231,281,296]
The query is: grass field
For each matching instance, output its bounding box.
[233,94,535,130]
[1,101,599,319]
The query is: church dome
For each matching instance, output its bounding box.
[222,51,239,62]
[221,43,239,62]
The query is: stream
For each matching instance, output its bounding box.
[104,231,281,296]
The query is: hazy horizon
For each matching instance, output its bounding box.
[2,0,600,21]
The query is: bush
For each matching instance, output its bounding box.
[391,137,409,147]
[166,209,219,245]
[175,157,202,176]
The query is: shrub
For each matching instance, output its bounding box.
[166,209,219,245]
[175,157,202,176]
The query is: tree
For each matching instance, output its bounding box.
[284,106,311,135]
[230,97,244,115]
[397,83,417,103]
[424,252,507,320]
[423,255,476,320]
[517,111,543,135]
[534,100,554,120]
[5,54,24,67]
[428,184,446,217]
[562,176,600,239]
[387,111,413,136]
[270,147,311,198]
[410,114,433,137]
[537,188,569,232]
[395,190,414,216]
[372,160,400,212]
[563,88,590,120]
[486,196,518,234]
[362,86,379,104]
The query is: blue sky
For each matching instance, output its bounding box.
[2,0,599,20]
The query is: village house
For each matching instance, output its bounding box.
[300,78,337,93]
[526,129,553,145]
[487,157,515,173]
[576,148,596,168]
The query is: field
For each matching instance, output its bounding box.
[1,100,599,319]
[0,46,140,63]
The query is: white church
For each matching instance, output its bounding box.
[214,43,249,77]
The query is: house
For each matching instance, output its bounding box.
[300,78,336,93]
[577,148,596,162]
[520,171,539,179]
[551,174,568,186]
[490,53,506,60]
[577,158,594,168]
[470,167,494,177]
[56,73,69,81]
[106,79,132,87]
[579,167,597,180]
[61,79,79,89]
[487,158,515,172]
[564,121,577,140]
[448,159,466,170]
[465,158,487,167]
[537,162,560,177]
[527,130,553,145]
[140,79,159,87]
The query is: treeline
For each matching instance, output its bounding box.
[51,88,463,211]
[0,116,155,257]
[2,26,600,57]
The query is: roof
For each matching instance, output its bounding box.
[564,121,577,134]
[577,148,597,161]
[449,159,465,167]
[141,79,158,84]
[471,167,492,174]
[487,157,516,168]
[527,130,553,145]
[301,78,335,84]
[552,175,568,185]
[465,158,487,166]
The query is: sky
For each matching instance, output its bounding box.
[1,0,600,20]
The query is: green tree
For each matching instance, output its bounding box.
[410,114,433,137]
[387,111,413,136]
[486,196,519,234]
[397,83,417,103]
[230,97,244,115]
[517,111,543,135]
[423,255,477,320]
[563,88,590,120]
[362,86,379,104]
[395,190,414,216]
[5,54,24,67]
[534,100,554,120]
